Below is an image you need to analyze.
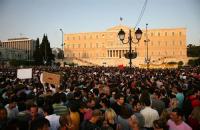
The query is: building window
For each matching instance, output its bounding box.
[179,32,182,36]
[84,43,86,48]
[102,34,104,38]
[96,43,98,48]
[151,33,153,36]
[165,32,167,36]
[158,32,160,36]
[172,32,175,36]
[96,35,98,39]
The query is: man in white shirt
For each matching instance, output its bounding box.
[140,96,159,130]
[43,105,60,130]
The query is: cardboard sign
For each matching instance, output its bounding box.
[42,72,61,85]
[17,68,32,79]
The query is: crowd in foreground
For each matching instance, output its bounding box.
[0,66,200,130]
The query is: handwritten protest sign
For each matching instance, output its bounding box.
[42,72,61,85]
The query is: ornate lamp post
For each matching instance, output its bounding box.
[144,23,150,69]
[118,28,143,68]
[59,28,64,61]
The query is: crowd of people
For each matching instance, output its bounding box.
[0,66,200,130]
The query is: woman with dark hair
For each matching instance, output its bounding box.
[30,117,50,130]
[153,119,168,130]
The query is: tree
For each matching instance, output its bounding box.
[178,61,184,68]
[188,58,200,66]
[33,38,43,65]
[187,45,200,57]
[40,34,55,65]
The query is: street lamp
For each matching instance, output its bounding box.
[59,28,64,61]
[118,28,143,68]
[144,23,150,69]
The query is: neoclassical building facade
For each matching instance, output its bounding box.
[1,37,36,61]
[63,25,188,68]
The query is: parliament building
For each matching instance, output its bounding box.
[63,25,188,68]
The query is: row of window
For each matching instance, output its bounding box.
[66,31,183,41]
[66,43,105,49]
[66,52,105,58]
[148,41,183,46]
[148,31,182,37]
[107,50,185,58]
[1,41,31,50]
[66,40,183,49]
[67,34,105,41]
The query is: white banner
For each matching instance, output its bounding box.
[17,68,33,79]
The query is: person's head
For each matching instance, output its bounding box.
[153,119,168,130]
[100,98,110,108]
[115,93,125,105]
[169,98,179,109]
[30,117,50,130]
[120,104,133,119]
[190,106,200,121]
[43,105,54,116]
[170,108,184,124]
[91,109,103,123]
[128,115,139,129]
[59,113,72,129]
[105,108,117,124]
[30,104,39,120]
[132,99,142,112]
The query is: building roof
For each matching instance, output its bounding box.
[106,25,131,32]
